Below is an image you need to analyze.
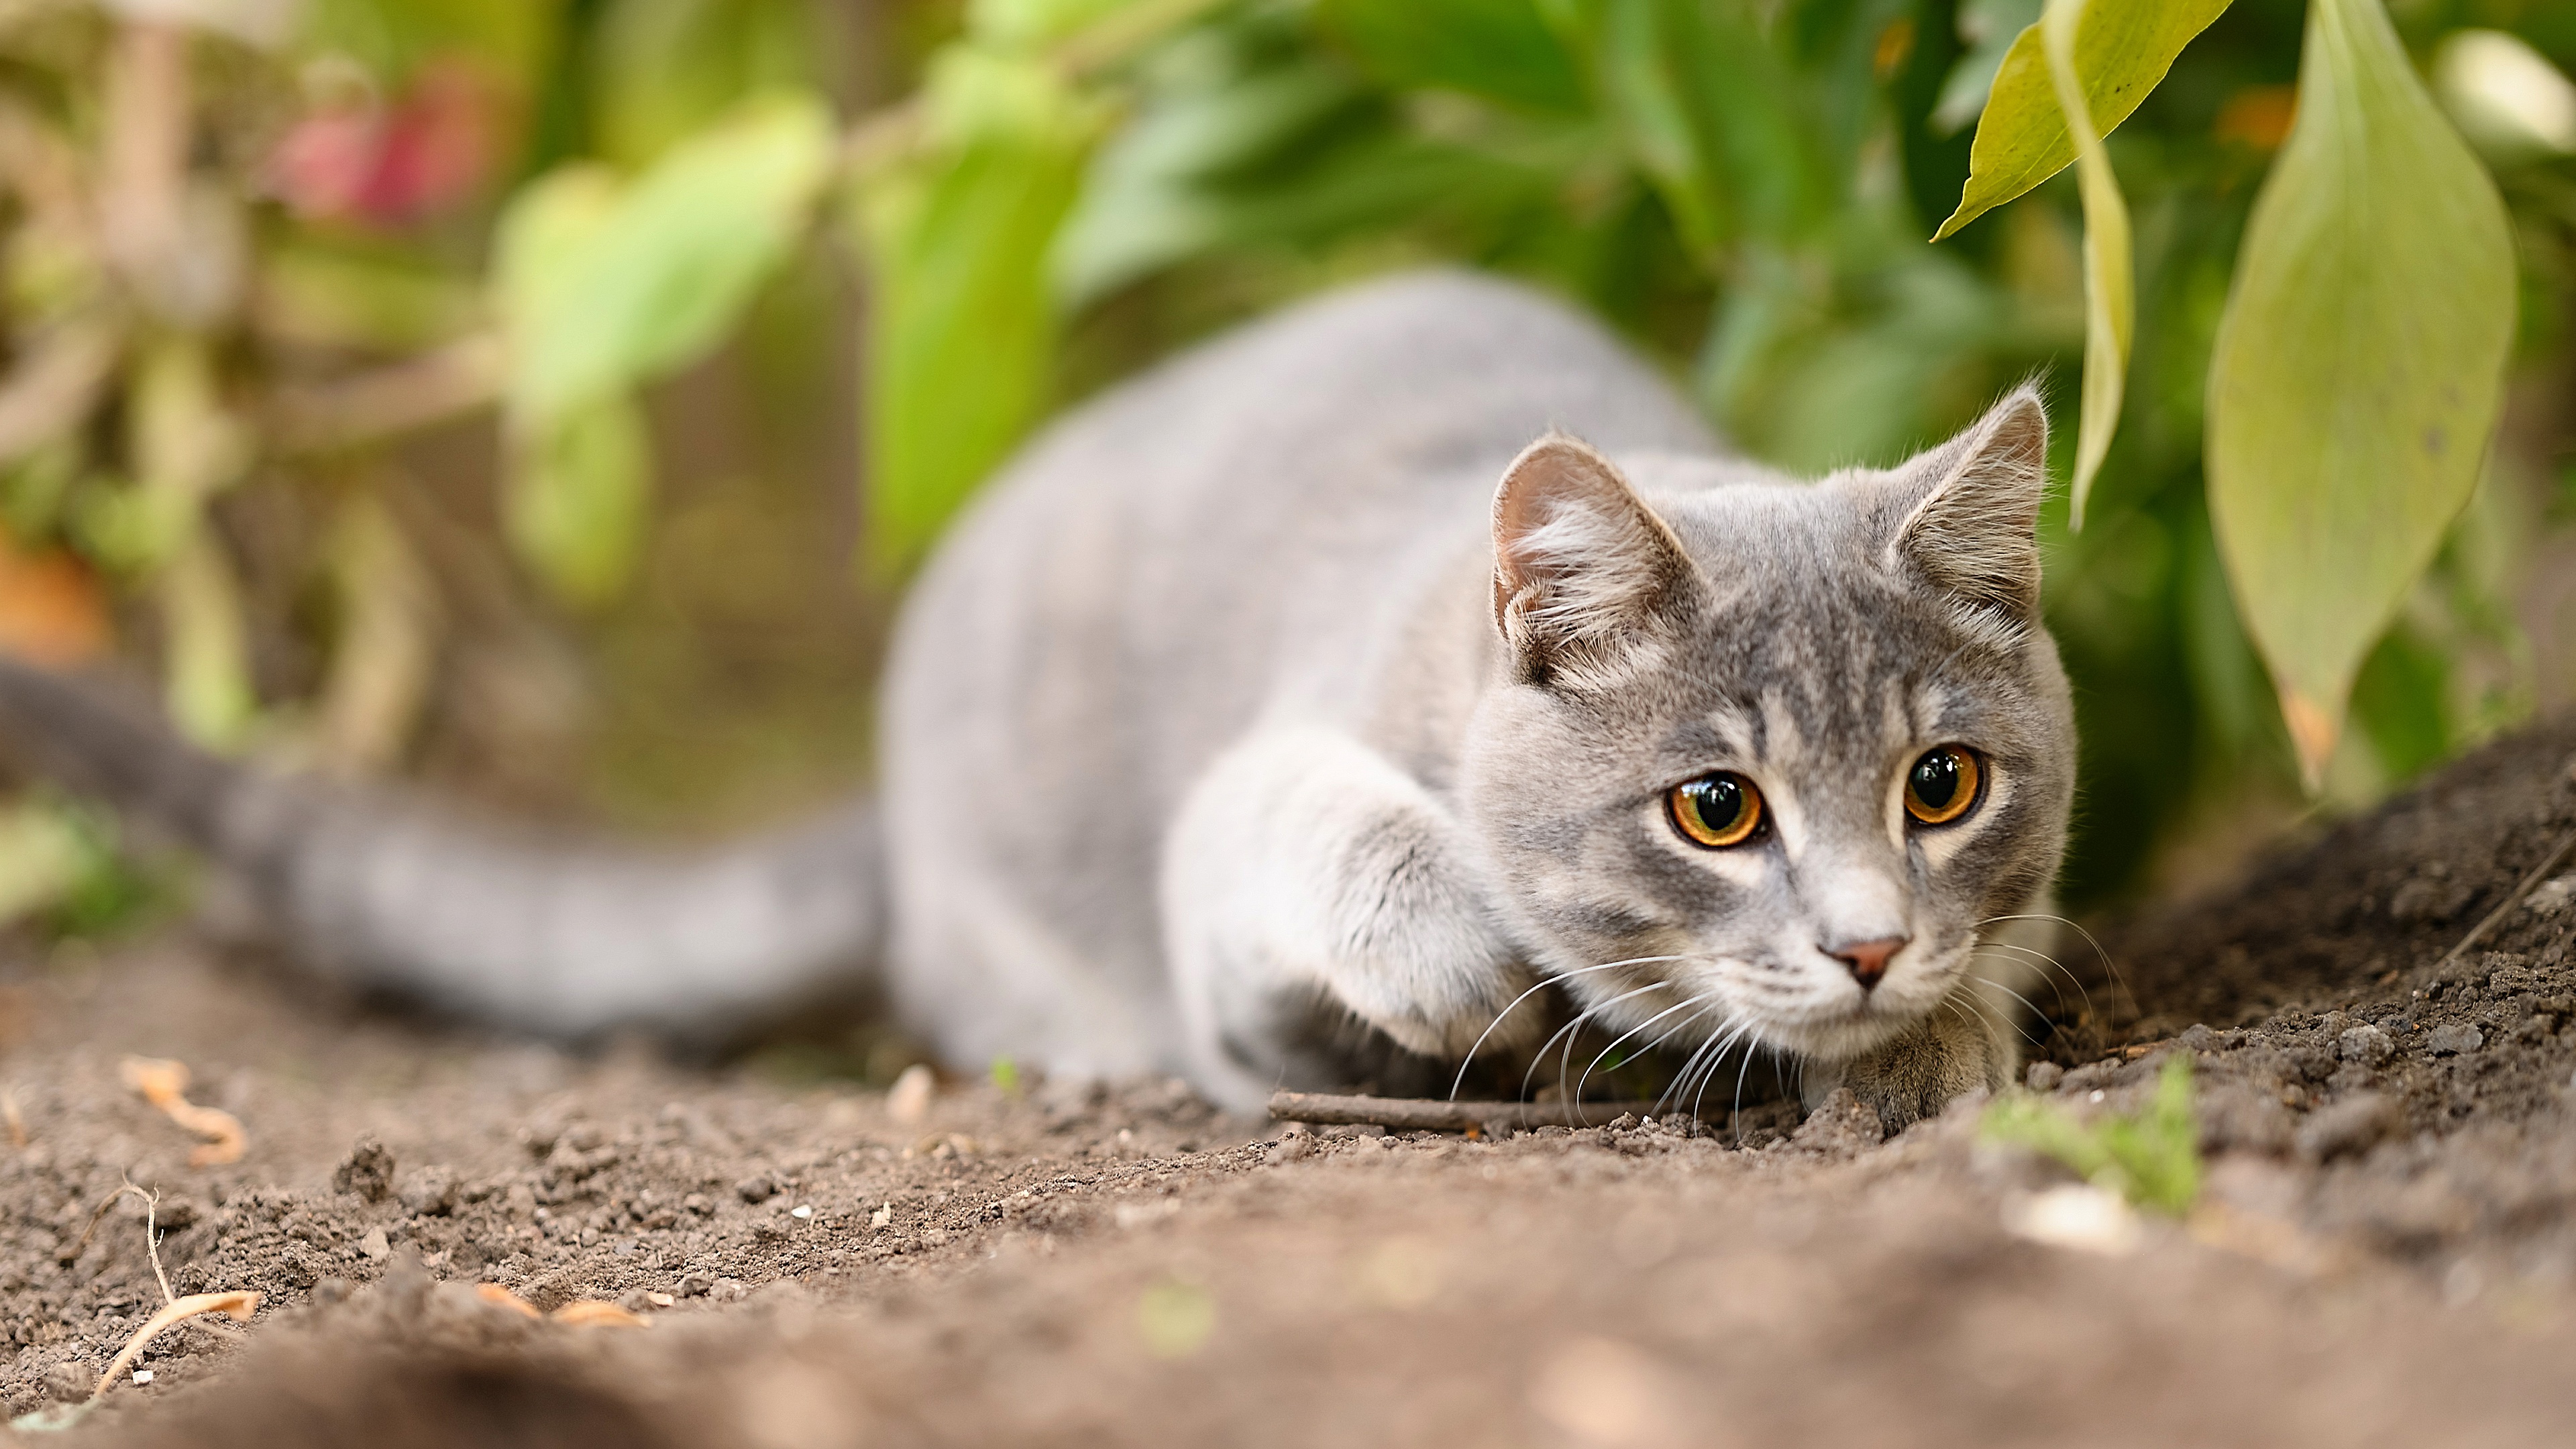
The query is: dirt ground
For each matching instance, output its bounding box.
[7,723,2576,1447]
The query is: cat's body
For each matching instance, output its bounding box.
[0,271,2072,1129]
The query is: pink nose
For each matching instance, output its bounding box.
[1827,936,1907,990]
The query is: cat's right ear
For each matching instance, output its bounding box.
[1491,434,1693,687]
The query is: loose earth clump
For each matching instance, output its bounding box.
[6,722,2576,1446]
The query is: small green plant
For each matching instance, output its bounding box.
[989,1055,1022,1095]
[1981,1056,2201,1215]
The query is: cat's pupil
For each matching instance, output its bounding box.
[1693,776,1742,822]
[1912,751,1960,809]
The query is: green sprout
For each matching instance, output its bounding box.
[1981,1057,2202,1216]
[990,1056,1021,1096]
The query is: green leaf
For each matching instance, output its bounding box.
[1316,0,1588,114]
[1982,1057,2200,1215]
[2042,0,2132,529]
[497,92,836,427]
[1933,0,2231,240]
[853,52,1106,574]
[1051,60,1368,303]
[2205,0,2515,789]
[505,394,653,608]
[1598,0,1819,254]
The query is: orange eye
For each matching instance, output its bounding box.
[1668,773,1764,849]
[1903,745,1983,826]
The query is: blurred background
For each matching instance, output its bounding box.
[0,0,2572,948]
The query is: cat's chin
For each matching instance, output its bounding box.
[1753,996,1948,1064]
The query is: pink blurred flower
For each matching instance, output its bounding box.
[270,60,495,226]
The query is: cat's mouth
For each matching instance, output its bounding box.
[1733,945,1970,1060]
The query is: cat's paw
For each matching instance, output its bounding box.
[1803,1001,2010,1135]
[1358,951,1544,1062]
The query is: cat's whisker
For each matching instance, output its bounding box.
[1977,912,2139,1020]
[1448,955,1699,1101]
[1948,987,2044,1059]
[1573,991,1719,1106]
[1652,1009,1741,1121]
[1961,959,2061,1047]
[1650,1016,1723,1120]
[1688,1019,1760,1139]
[1522,976,1679,1105]
[1968,938,2092,1018]
[1728,1022,1766,1144]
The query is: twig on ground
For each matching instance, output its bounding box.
[118,1057,246,1166]
[90,1291,258,1401]
[2434,820,2576,975]
[3,1084,24,1147]
[61,1187,125,1265]
[1266,1091,1668,1133]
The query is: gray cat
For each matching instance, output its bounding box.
[0,271,2071,1130]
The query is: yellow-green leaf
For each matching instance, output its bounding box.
[2206,0,2515,790]
[505,394,653,608]
[1934,0,2231,240]
[498,93,835,428]
[2043,0,2132,529]
[158,537,255,751]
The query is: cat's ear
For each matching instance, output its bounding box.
[1887,387,2049,623]
[1491,433,1693,686]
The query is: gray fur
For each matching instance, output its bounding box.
[0,270,2074,1129]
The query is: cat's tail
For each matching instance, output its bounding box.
[0,653,881,1036]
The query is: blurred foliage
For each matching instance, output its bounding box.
[0,0,2570,930]
[1984,1056,2201,1214]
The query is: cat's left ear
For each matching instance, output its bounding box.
[1886,387,2049,622]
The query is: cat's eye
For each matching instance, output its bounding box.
[1668,772,1764,849]
[1903,745,1984,827]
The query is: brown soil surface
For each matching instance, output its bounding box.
[8,724,2576,1447]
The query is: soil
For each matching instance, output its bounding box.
[7,722,2576,1447]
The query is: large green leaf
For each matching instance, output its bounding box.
[1933,0,2231,240]
[2206,0,2515,788]
[853,51,1106,574]
[2042,0,2132,529]
[497,92,836,427]
[1316,0,1588,114]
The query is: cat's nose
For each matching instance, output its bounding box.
[1825,935,1907,989]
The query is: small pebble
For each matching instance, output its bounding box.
[2025,1062,2063,1091]
[2296,1091,2402,1162]
[2339,1024,2395,1067]
[790,1204,813,1220]
[358,1226,390,1261]
[129,1369,152,1386]
[888,1064,936,1126]
[2426,1024,2484,1057]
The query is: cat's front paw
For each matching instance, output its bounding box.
[1365,953,1544,1062]
[1803,1001,2010,1135]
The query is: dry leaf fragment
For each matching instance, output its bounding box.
[474,1283,542,1319]
[117,1057,246,1166]
[474,1285,648,1328]
[92,1291,259,1399]
[550,1301,649,1328]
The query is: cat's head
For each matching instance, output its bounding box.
[1460,388,2074,1070]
